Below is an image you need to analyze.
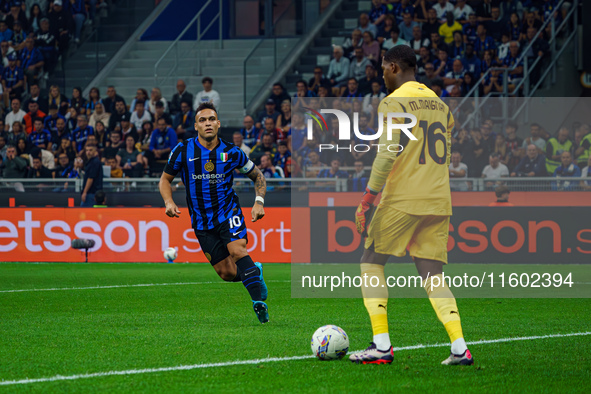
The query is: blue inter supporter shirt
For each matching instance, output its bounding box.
[164,138,256,230]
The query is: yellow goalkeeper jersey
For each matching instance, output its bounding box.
[368,81,453,216]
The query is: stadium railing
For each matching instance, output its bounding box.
[153,0,223,86]
[455,0,579,130]
[3,177,590,194]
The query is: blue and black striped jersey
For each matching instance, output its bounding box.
[164,138,255,230]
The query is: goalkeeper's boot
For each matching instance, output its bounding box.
[441,349,474,365]
[349,342,393,364]
[254,262,268,301]
[253,301,269,324]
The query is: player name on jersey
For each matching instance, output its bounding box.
[408,99,447,112]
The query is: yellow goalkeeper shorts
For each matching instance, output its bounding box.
[364,206,449,264]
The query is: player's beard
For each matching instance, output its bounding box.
[202,133,217,143]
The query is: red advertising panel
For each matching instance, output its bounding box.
[0,208,291,263]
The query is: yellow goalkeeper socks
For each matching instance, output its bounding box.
[361,263,391,350]
[423,274,467,352]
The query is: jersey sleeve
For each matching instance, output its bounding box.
[234,146,255,175]
[163,142,184,176]
[367,98,403,193]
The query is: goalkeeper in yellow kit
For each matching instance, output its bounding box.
[349,45,473,366]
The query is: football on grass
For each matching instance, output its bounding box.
[311,325,349,360]
[163,247,177,262]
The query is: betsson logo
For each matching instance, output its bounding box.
[305,108,417,153]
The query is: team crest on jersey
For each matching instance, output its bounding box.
[220,152,228,162]
[204,160,215,172]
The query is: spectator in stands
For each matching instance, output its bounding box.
[552,151,581,191]
[327,45,350,90]
[507,12,522,41]
[433,0,454,20]
[5,1,27,30]
[522,123,546,155]
[4,97,25,132]
[448,30,465,59]
[172,99,194,140]
[0,135,5,161]
[439,12,462,45]
[239,115,257,147]
[85,87,101,114]
[108,99,129,132]
[102,86,125,114]
[382,26,408,51]
[53,152,73,179]
[273,140,290,177]
[363,80,385,114]
[504,121,523,170]
[1,145,27,178]
[409,26,429,58]
[475,0,493,20]
[19,36,44,86]
[193,76,220,111]
[276,99,291,134]
[442,59,465,92]
[0,19,12,42]
[138,120,153,151]
[503,41,524,91]
[462,13,479,44]
[479,122,496,153]
[417,45,433,75]
[350,112,375,165]
[358,63,379,96]
[250,132,277,166]
[433,48,452,77]
[233,131,250,156]
[349,47,371,82]
[130,88,149,114]
[24,100,46,133]
[303,150,326,178]
[545,127,573,176]
[66,106,79,132]
[511,144,546,177]
[147,117,177,163]
[308,67,329,96]
[482,66,504,95]
[1,40,15,67]
[580,157,591,191]
[2,53,24,107]
[521,11,542,40]
[28,117,51,150]
[69,87,87,115]
[398,12,418,42]
[430,78,448,97]
[377,14,395,44]
[169,79,193,117]
[259,153,281,179]
[88,101,109,129]
[44,103,65,135]
[369,0,388,26]
[28,154,52,178]
[81,144,103,207]
[16,136,27,156]
[464,128,489,177]
[497,31,511,61]
[50,118,70,150]
[288,111,306,154]
[493,134,509,166]
[357,13,377,39]
[149,87,168,114]
[103,130,122,158]
[11,19,25,52]
[449,151,469,191]
[422,8,440,38]
[267,84,289,114]
[474,24,496,58]
[117,135,143,178]
[72,114,93,153]
[46,85,69,116]
[482,152,509,188]
[152,101,172,126]
[486,7,504,42]
[130,100,152,130]
[342,78,363,106]
[429,32,448,59]
[120,113,138,142]
[351,160,367,191]
[257,117,286,145]
[36,18,58,72]
[93,121,107,151]
[461,43,481,77]
[256,98,280,130]
[454,0,474,23]
[318,158,348,180]
[48,0,74,55]
[69,0,87,43]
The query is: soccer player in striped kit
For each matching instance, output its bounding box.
[159,102,269,323]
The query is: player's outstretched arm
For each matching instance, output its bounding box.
[159,172,181,218]
[247,167,266,222]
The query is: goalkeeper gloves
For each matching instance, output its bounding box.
[355,187,378,237]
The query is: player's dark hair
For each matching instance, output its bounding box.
[383,45,417,72]
[202,76,213,84]
[195,102,218,116]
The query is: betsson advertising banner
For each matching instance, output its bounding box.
[0,208,291,263]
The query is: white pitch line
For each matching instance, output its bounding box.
[0,331,589,386]
[0,280,291,293]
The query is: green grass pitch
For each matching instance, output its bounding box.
[0,262,590,392]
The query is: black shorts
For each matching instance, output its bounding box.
[193,209,248,265]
